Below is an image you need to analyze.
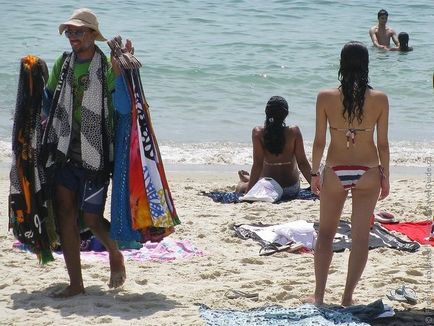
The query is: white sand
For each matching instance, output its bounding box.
[0,168,433,325]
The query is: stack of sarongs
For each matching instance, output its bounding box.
[111,66,180,242]
[9,55,57,264]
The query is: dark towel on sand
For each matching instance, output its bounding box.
[234,220,420,253]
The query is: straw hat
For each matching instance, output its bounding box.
[58,8,106,42]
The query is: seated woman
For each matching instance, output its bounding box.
[236,96,311,198]
[390,32,413,52]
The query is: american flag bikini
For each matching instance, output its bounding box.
[331,165,371,190]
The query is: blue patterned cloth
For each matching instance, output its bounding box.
[199,303,376,326]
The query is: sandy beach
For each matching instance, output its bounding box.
[0,167,433,325]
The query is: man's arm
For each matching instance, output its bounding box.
[391,29,400,47]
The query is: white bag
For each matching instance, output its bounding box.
[240,177,283,203]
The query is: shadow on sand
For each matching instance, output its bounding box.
[10,283,182,321]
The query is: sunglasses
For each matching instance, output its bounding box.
[65,30,87,39]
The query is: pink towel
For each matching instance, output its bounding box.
[14,238,204,262]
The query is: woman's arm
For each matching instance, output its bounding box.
[293,126,312,185]
[247,127,264,191]
[376,92,390,200]
[311,91,328,194]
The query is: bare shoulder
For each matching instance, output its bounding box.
[252,126,263,137]
[317,88,339,101]
[387,26,397,34]
[367,89,389,109]
[368,89,388,101]
[287,125,301,136]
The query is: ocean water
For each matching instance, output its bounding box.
[0,0,433,167]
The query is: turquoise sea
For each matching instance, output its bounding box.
[0,0,433,166]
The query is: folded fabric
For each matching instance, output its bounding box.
[202,187,318,204]
[235,220,316,250]
[240,177,283,203]
[380,220,434,246]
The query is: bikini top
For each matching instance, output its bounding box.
[329,126,373,149]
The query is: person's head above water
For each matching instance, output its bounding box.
[338,41,370,124]
[264,96,289,156]
[377,9,388,19]
[398,32,411,51]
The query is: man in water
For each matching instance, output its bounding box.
[369,9,399,49]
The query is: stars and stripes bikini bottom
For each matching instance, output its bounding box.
[328,165,383,190]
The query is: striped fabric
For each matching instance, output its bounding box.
[331,165,370,190]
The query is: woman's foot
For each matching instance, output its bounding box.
[341,294,357,307]
[50,285,85,298]
[108,251,126,288]
[237,170,250,182]
[302,294,324,306]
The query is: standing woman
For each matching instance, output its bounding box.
[310,41,390,306]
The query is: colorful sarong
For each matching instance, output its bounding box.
[9,55,57,263]
[111,69,180,242]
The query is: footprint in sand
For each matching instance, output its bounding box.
[240,257,264,265]
[383,269,401,275]
[135,279,148,285]
[406,269,423,276]
[199,271,222,279]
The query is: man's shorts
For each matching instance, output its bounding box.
[55,163,109,215]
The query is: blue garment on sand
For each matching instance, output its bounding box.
[199,303,378,326]
[110,75,141,241]
[202,187,318,204]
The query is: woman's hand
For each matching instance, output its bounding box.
[379,176,390,200]
[311,175,321,196]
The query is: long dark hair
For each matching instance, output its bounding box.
[338,41,370,124]
[263,96,288,155]
[398,32,410,51]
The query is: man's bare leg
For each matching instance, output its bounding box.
[52,185,85,298]
[83,213,126,288]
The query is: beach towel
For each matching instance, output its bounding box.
[9,55,57,264]
[380,220,434,246]
[318,221,420,252]
[14,238,203,263]
[234,220,420,253]
[109,37,180,242]
[199,301,390,325]
[202,187,318,204]
[369,308,434,326]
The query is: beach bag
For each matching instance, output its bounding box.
[240,177,283,203]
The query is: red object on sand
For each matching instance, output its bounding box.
[381,220,434,246]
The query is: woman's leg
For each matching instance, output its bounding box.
[341,167,381,306]
[313,167,348,304]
